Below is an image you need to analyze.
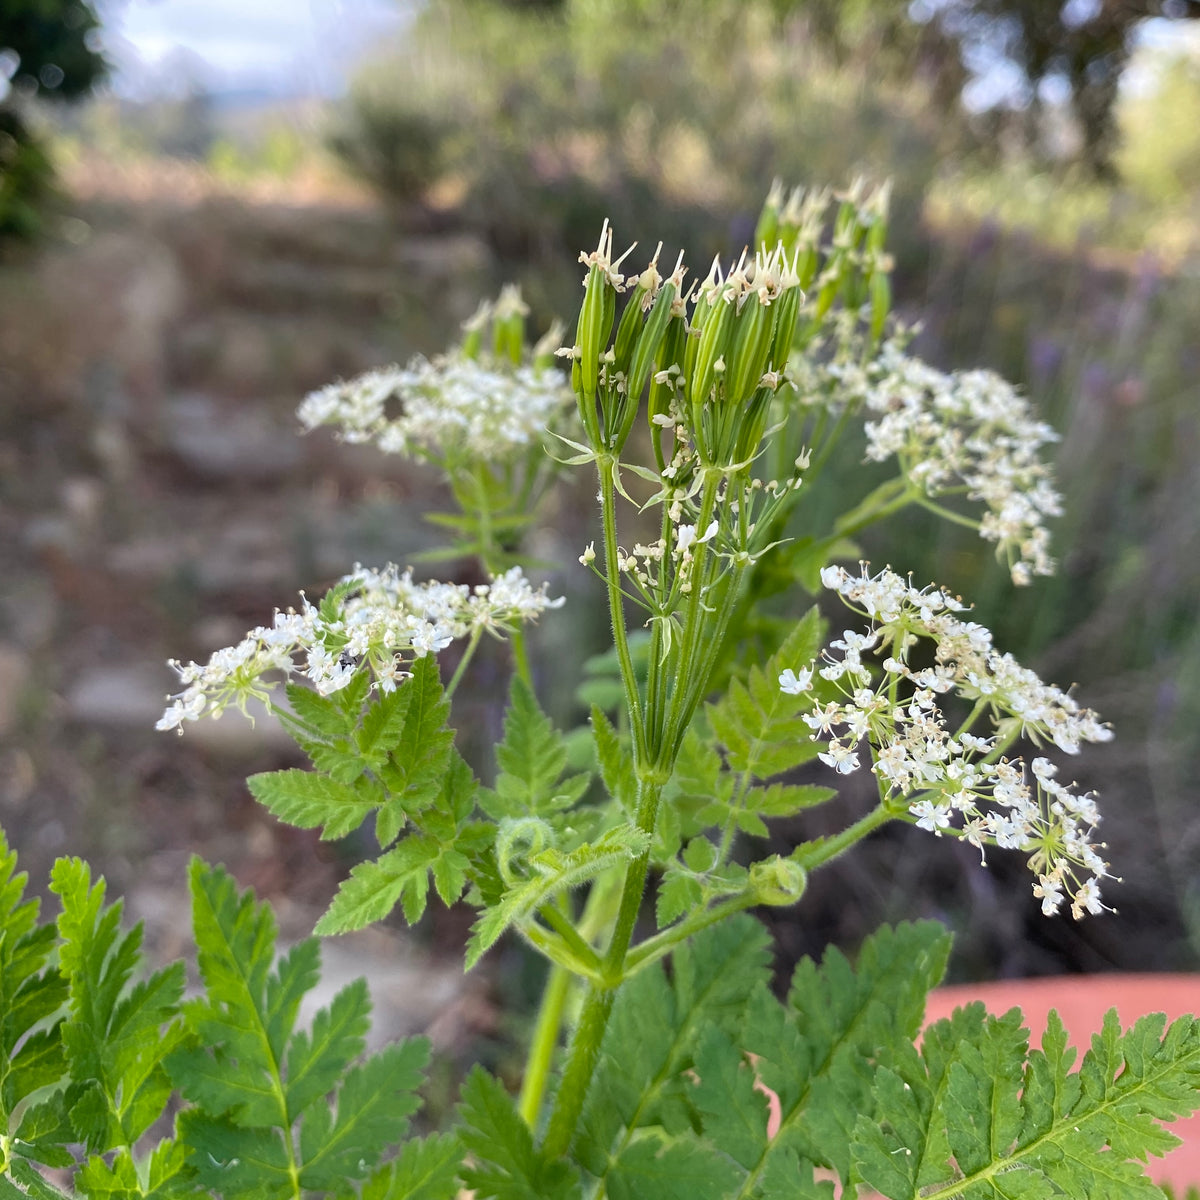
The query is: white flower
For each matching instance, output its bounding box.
[779,666,813,694]
[1034,874,1065,917]
[804,561,1113,920]
[157,565,563,732]
[818,742,860,774]
[299,355,574,464]
[911,799,951,833]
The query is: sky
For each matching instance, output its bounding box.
[102,0,415,99]
[100,1,1200,105]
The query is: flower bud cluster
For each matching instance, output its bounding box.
[297,287,573,464]
[157,565,563,732]
[781,563,1113,919]
[756,178,893,347]
[567,223,802,467]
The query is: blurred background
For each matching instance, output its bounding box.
[2,0,1199,1074]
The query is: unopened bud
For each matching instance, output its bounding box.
[750,856,808,906]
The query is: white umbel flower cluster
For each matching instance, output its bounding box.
[791,339,1062,585]
[298,357,573,463]
[157,565,563,732]
[786,563,1113,919]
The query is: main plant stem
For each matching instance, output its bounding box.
[542,777,663,1157]
[544,463,740,1157]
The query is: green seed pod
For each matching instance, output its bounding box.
[833,199,854,245]
[754,201,779,256]
[688,289,734,415]
[575,262,610,398]
[682,300,708,388]
[866,182,891,254]
[648,312,686,423]
[867,210,889,257]
[627,280,676,404]
[770,282,802,371]
[495,311,524,366]
[795,243,819,291]
[734,383,774,463]
[869,269,891,349]
[613,283,649,378]
[814,263,841,322]
[725,295,773,409]
[601,277,617,358]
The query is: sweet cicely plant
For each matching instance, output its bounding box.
[2,181,1198,1199]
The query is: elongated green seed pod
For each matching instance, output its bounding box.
[725,296,772,409]
[814,263,842,322]
[795,243,818,291]
[754,206,779,257]
[770,283,802,371]
[867,209,889,256]
[600,278,616,358]
[576,263,608,398]
[869,269,891,349]
[735,384,774,463]
[627,280,676,404]
[688,290,734,416]
[648,313,686,425]
[613,283,648,377]
[496,311,524,366]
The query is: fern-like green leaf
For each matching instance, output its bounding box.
[705,607,824,781]
[677,920,953,1198]
[51,858,189,1160]
[374,655,455,847]
[591,706,636,817]
[574,916,772,1183]
[0,833,71,1180]
[297,1039,428,1191]
[265,658,459,851]
[284,682,356,741]
[315,838,442,936]
[604,1134,743,1200]
[169,860,427,1197]
[479,679,590,821]
[246,770,379,842]
[852,1006,1200,1200]
[316,749,480,935]
[457,1068,580,1200]
[363,1133,463,1200]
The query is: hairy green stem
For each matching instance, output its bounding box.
[445,627,483,700]
[538,903,603,974]
[794,803,894,871]
[657,470,723,762]
[518,962,572,1130]
[542,986,615,1158]
[624,891,758,976]
[510,627,534,690]
[522,923,603,983]
[543,777,664,1157]
[599,454,648,765]
[914,495,983,531]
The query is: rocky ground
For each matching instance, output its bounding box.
[0,179,576,1062]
